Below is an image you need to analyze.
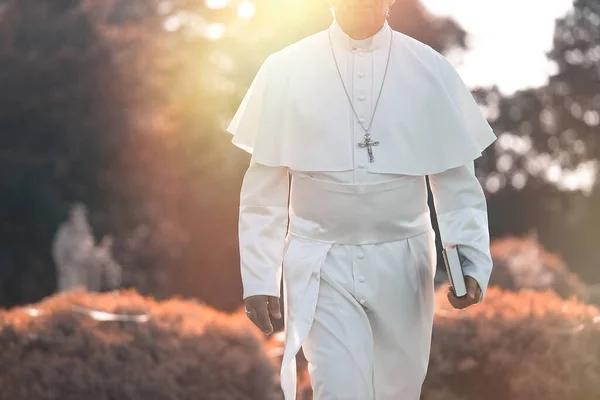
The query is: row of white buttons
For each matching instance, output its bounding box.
[355,251,367,307]
[357,254,365,281]
[353,47,368,307]
[354,56,368,182]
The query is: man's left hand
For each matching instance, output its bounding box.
[447,276,482,309]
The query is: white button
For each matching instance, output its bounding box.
[359,117,366,123]
[358,162,366,169]
[359,277,366,282]
[359,299,366,305]
[358,52,365,57]
[358,73,365,78]
[357,254,365,259]
[358,95,366,101]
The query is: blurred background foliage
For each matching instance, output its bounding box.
[0,0,598,311]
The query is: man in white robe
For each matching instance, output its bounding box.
[226,1,497,399]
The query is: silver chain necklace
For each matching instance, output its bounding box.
[328,26,393,163]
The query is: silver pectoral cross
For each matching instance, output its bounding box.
[358,134,380,163]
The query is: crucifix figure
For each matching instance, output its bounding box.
[358,134,380,163]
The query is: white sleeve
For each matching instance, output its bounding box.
[238,162,290,299]
[429,162,493,301]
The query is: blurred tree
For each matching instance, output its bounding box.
[0,0,178,306]
[478,0,600,282]
[0,0,125,306]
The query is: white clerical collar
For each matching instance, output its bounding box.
[329,19,391,52]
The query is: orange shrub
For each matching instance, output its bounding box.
[423,287,600,400]
[0,290,280,400]
[489,234,590,301]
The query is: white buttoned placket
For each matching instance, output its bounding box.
[347,39,375,310]
[347,41,375,183]
[306,21,394,186]
[354,248,368,308]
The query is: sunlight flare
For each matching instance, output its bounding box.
[205,0,230,10]
[237,1,256,20]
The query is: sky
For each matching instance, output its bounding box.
[422,0,575,95]
[201,0,575,96]
[421,0,598,194]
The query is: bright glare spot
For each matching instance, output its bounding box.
[496,154,513,172]
[546,163,562,183]
[546,60,559,76]
[496,132,532,155]
[562,174,581,191]
[485,174,502,193]
[539,109,557,133]
[480,103,499,121]
[559,161,598,194]
[511,172,527,189]
[584,110,600,126]
[514,136,532,155]
[164,15,181,32]
[496,132,513,151]
[521,152,597,194]
[525,156,544,175]
[421,0,452,15]
[205,0,229,9]
[238,1,256,20]
[205,23,225,40]
[570,102,583,119]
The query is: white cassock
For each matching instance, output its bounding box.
[227,19,497,400]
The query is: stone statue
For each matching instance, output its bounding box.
[52,203,121,292]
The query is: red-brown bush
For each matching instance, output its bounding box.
[489,234,592,301]
[423,287,600,400]
[0,289,280,400]
[3,287,599,400]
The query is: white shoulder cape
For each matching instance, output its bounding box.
[226,29,496,175]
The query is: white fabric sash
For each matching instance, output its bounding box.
[289,173,432,245]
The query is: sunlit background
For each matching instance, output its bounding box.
[0,0,599,399]
[423,0,575,94]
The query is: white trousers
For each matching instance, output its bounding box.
[301,230,437,400]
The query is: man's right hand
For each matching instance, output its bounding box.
[244,295,282,335]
